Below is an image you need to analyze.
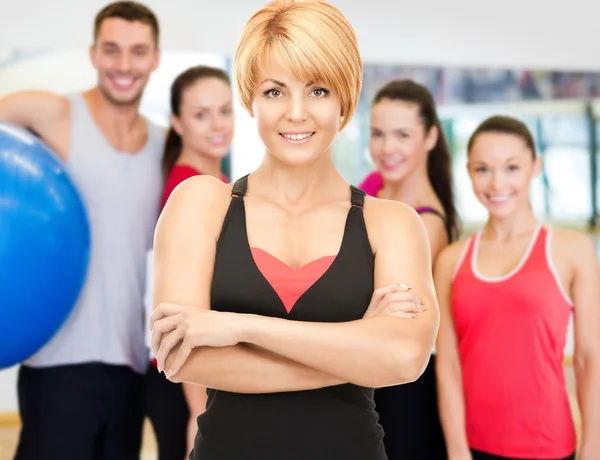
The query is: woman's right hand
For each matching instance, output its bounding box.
[363,283,426,319]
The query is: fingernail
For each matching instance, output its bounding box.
[165,369,172,379]
[414,296,424,304]
[398,283,411,291]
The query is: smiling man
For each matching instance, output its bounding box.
[0,2,164,459]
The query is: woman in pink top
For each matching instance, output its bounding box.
[435,115,600,460]
[145,65,233,460]
[359,80,459,459]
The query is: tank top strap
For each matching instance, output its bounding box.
[453,233,478,281]
[232,174,250,197]
[214,175,249,255]
[415,206,445,220]
[350,185,366,208]
[414,206,452,242]
[344,184,373,265]
[67,92,88,119]
[145,118,166,155]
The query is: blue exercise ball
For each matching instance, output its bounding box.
[0,122,90,369]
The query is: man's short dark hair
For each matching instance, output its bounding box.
[94,1,159,46]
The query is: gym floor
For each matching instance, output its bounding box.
[0,364,581,460]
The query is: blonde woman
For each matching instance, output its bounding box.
[150,0,439,458]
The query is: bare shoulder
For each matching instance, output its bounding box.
[549,225,597,267]
[549,225,594,248]
[27,90,69,113]
[419,211,447,234]
[163,174,232,210]
[363,195,426,232]
[417,211,449,261]
[157,175,233,242]
[363,196,428,253]
[435,238,471,276]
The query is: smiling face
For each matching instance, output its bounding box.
[369,98,437,183]
[171,77,234,160]
[251,55,343,166]
[90,17,159,107]
[468,131,541,219]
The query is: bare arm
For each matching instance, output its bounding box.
[420,213,449,269]
[434,242,472,460]
[225,200,439,389]
[568,233,600,457]
[0,90,69,159]
[182,382,207,416]
[152,176,343,392]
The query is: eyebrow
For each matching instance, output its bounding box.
[472,157,520,166]
[260,78,314,88]
[100,42,149,50]
[190,102,232,110]
[371,127,411,133]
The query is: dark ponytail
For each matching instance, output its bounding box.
[162,128,183,181]
[372,80,460,242]
[162,65,231,181]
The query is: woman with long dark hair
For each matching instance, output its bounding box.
[360,79,459,459]
[145,65,234,460]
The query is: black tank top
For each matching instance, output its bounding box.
[191,175,387,460]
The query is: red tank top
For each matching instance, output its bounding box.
[451,224,575,458]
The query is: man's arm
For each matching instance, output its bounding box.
[0,90,69,159]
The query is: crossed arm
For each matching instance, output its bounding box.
[151,177,439,392]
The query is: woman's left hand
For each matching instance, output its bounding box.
[150,302,245,377]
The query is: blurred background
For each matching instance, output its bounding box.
[1,0,599,457]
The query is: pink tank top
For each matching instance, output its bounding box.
[359,171,383,197]
[451,224,575,458]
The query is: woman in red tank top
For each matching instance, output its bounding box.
[359,80,460,460]
[435,116,600,460]
[144,65,233,460]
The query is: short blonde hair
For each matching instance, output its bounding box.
[234,0,362,131]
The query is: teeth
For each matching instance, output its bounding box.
[282,133,313,141]
[115,77,133,86]
[489,196,509,202]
